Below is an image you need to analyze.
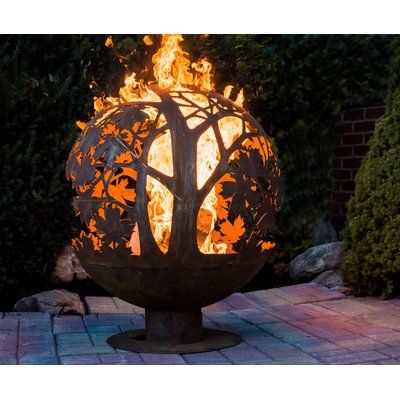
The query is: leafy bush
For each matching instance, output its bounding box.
[342,87,400,297]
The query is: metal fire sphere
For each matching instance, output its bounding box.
[66,85,282,353]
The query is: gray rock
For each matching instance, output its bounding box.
[289,241,343,280]
[14,289,86,315]
[50,245,89,284]
[14,296,40,312]
[312,218,338,245]
[312,270,344,288]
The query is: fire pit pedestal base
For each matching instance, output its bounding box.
[106,309,242,354]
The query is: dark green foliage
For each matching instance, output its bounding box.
[0,35,95,308]
[342,85,400,298]
[0,35,396,307]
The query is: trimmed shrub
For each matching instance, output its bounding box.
[342,87,400,297]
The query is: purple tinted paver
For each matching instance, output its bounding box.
[294,338,343,354]
[258,343,322,364]
[279,283,346,302]
[259,322,317,342]
[357,313,400,330]
[3,283,400,364]
[367,332,400,346]
[317,350,389,365]
[85,297,118,314]
[205,311,246,326]
[378,346,400,358]
[100,353,144,364]
[223,293,264,310]
[112,298,144,313]
[231,308,279,323]
[140,353,186,365]
[183,351,231,364]
[262,303,336,322]
[376,358,400,365]
[331,336,387,352]
[19,333,54,346]
[0,319,19,332]
[220,344,272,364]
[315,298,379,317]
[19,356,59,365]
[54,315,86,333]
[57,342,116,357]
[289,318,356,339]
[232,325,274,341]
[203,301,233,313]
[245,289,290,306]
[61,355,102,365]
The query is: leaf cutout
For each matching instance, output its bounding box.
[108,177,136,206]
[220,216,245,244]
[258,241,276,252]
[72,155,96,187]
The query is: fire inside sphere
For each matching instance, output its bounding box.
[67,86,281,260]
[66,86,282,309]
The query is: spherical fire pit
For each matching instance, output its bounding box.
[66,35,282,353]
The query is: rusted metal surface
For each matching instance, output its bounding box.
[106,327,242,354]
[66,85,282,351]
[145,310,203,344]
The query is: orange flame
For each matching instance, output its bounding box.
[143,35,153,46]
[105,36,114,48]
[88,34,249,255]
[94,34,244,111]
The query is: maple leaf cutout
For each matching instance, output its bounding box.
[108,178,136,205]
[257,240,276,252]
[220,216,246,244]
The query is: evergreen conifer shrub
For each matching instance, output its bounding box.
[342,88,400,297]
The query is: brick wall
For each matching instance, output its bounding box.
[330,101,386,229]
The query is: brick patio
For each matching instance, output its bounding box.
[2,283,400,364]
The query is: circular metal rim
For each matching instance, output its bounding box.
[106,328,242,354]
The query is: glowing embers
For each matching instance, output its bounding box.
[197,127,220,189]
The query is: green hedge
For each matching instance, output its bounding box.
[0,35,90,307]
[0,34,396,307]
[342,86,400,297]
